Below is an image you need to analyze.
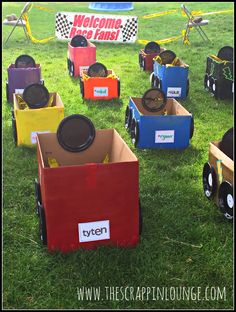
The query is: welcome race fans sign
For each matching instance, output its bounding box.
[55,12,138,43]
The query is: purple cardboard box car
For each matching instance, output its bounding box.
[6,64,44,103]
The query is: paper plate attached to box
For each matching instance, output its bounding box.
[142,88,166,112]
[70,35,88,47]
[217,46,233,62]
[15,55,36,68]
[87,62,108,77]
[158,50,176,65]
[57,114,96,152]
[144,41,160,54]
[23,83,49,109]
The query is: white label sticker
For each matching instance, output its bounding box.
[155,130,175,143]
[78,220,110,243]
[31,131,50,144]
[15,89,24,94]
[80,66,89,75]
[94,87,108,97]
[167,87,182,97]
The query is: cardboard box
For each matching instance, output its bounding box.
[36,129,140,252]
[80,69,120,100]
[126,97,193,149]
[139,47,165,72]
[204,56,233,99]
[6,64,43,103]
[13,92,64,146]
[152,59,189,99]
[68,41,96,77]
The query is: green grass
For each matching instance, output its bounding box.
[2,1,234,309]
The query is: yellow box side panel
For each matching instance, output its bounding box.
[15,107,64,146]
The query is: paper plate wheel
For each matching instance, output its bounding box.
[15,55,36,68]
[144,41,161,54]
[23,84,49,109]
[158,50,176,65]
[218,181,234,220]
[87,62,108,77]
[125,105,132,131]
[202,162,217,199]
[38,203,47,245]
[57,114,96,152]
[130,118,139,147]
[70,35,88,47]
[217,46,233,62]
[142,88,166,112]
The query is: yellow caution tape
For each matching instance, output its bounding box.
[22,13,55,43]
[198,9,233,16]
[46,95,54,107]
[142,9,178,19]
[32,5,55,13]
[103,154,110,164]
[48,157,60,168]
[216,159,223,184]
[209,54,229,64]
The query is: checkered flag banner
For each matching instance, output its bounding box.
[55,13,73,39]
[120,17,138,42]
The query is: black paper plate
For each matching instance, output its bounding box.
[202,162,217,199]
[217,46,233,62]
[218,181,234,220]
[70,35,88,47]
[57,114,96,152]
[142,88,166,112]
[158,50,176,65]
[144,41,161,54]
[15,55,36,68]
[219,127,233,160]
[23,84,49,109]
[87,62,108,77]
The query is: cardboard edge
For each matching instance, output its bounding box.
[209,141,234,173]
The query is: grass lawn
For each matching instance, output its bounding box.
[2,1,234,309]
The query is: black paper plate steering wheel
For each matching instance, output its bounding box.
[142,88,167,112]
[57,114,96,152]
[15,55,36,68]
[217,46,233,62]
[23,83,49,109]
[87,62,108,77]
[158,50,176,65]
[144,41,161,54]
[70,35,88,47]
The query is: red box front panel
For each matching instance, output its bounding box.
[83,76,119,100]
[37,150,139,252]
[68,42,96,77]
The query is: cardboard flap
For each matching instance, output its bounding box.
[210,141,234,172]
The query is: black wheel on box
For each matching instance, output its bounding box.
[139,52,143,68]
[204,73,210,90]
[218,181,234,221]
[11,111,17,146]
[125,106,132,132]
[209,76,215,95]
[211,78,221,99]
[67,58,71,72]
[79,78,84,98]
[38,203,47,245]
[186,78,190,97]
[153,76,160,88]
[41,79,44,86]
[139,199,143,235]
[141,57,145,71]
[130,118,139,147]
[34,178,42,217]
[190,113,194,139]
[202,162,217,199]
[117,79,120,97]
[6,81,9,102]
[70,62,74,77]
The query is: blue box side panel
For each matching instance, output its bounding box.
[154,62,189,98]
[137,115,191,149]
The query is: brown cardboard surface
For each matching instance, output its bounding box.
[37,129,137,168]
[131,97,191,116]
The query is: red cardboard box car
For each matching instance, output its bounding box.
[35,115,141,252]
